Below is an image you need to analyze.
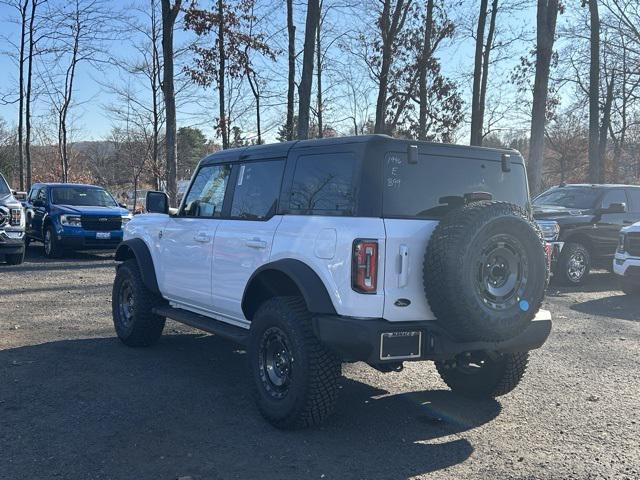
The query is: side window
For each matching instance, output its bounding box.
[36,188,46,203]
[290,153,356,215]
[182,164,231,217]
[230,160,285,220]
[601,189,626,209]
[626,189,640,213]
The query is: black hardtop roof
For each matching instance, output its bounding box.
[200,134,522,166]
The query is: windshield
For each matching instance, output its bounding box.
[383,152,529,219]
[0,175,10,196]
[533,188,600,210]
[51,186,118,207]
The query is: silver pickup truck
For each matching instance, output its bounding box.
[0,173,25,265]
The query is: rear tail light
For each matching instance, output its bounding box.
[352,239,378,294]
[10,208,22,227]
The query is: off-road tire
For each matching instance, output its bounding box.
[249,296,341,429]
[43,224,63,259]
[554,242,591,286]
[424,201,548,342]
[112,259,166,347]
[4,251,24,265]
[436,351,529,398]
[620,277,640,295]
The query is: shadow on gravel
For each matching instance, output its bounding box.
[546,270,619,297]
[1,246,114,273]
[0,333,500,479]
[570,294,640,322]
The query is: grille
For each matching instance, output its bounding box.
[81,216,122,231]
[627,233,640,257]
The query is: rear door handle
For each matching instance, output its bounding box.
[399,244,409,287]
[246,238,267,249]
[194,232,211,243]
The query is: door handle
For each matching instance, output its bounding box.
[194,232,211,243]
[246,238,267,249]
[398,244,409,288]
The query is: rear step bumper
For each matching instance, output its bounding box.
[312,310,552,364]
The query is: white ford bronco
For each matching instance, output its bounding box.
[614,221,640,294]
[112,135,552,429]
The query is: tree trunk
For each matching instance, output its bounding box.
[286,0,295,141]
[316,5,323,138]
[470,0,488,146]
[161,0,182,205]
[587,0,600,183]
[417,0,434,140]
[598,68,614,182]
[25,0,37,189]
[297,0,320,140]
[217,0,229,149]
[528,0,560,195]
[18,0,28,190]
[478,0,498,144]
[151,0,161,190]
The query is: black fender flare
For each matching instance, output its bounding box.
[242,259,337,317]
[115,238,160,294]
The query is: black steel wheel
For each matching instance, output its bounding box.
[249,296,341,430]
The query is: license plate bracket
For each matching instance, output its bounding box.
[380,331,422,361]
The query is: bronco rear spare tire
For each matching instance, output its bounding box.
[424,201,547,342]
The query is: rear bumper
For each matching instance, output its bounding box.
[313,310,552,364]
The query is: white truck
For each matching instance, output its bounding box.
[613,221,640,294]
[111,135,552,429]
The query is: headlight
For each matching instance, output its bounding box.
[618,233,626,254]
[60,214,82,227]
[121,214,133,225]
[536,220,560,241]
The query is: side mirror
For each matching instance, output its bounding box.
[601,202,626,214]
[119,203,128,209]
[12,191,27,201]
[146,191,169,214]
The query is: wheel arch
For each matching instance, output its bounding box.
[115,239,160,294]
[563,233,594,256]
[242,259,337,321]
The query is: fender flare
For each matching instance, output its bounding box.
[242,259,337,317]
[115,238,160,294]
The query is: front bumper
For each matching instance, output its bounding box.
[613,253,640,280]
[313,309,552,364]
[0,229,25,255]
[56,225,123,249]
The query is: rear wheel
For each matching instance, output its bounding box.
[436,351,529,398]
[249,296,341,429]
[112,259,166,347]
[554,242,590,285]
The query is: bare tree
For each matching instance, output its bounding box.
[417,0,434,140]
[297,0,320,139]
[161,0,182,204]
[587,0,601,183]
[285,0,295,141]
[25,0,44,189]
[528,0,560,195]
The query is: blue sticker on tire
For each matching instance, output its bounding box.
[519,300,530,311]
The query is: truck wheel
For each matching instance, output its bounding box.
[424,201,548,342]
[4,251,24,265]
[249,296,341,429]
[112,259,166,347]
[555,242,590,285]
[435,351,529,398]
[43,225,63,258]
[620,278,640,295]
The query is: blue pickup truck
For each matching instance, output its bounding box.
[24,183,132,258]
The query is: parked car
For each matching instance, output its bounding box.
[613,221,640,294]
[533,184,640,285]
[0,173,26,265]
[111,135,552,429]
[24,183,132,258]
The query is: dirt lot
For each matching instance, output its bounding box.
[1,247,639,480]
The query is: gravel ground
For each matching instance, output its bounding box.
[1,247,639,480]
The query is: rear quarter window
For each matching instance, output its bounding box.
[383,152,528,219]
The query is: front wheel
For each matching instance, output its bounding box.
[112,259,166,347]
[555,242,590,285]
[43,225,63,258]
[249,297,341,429]
[4,251,24,265]
[435,351,529,398]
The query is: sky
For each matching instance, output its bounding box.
[0,0,546,145]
